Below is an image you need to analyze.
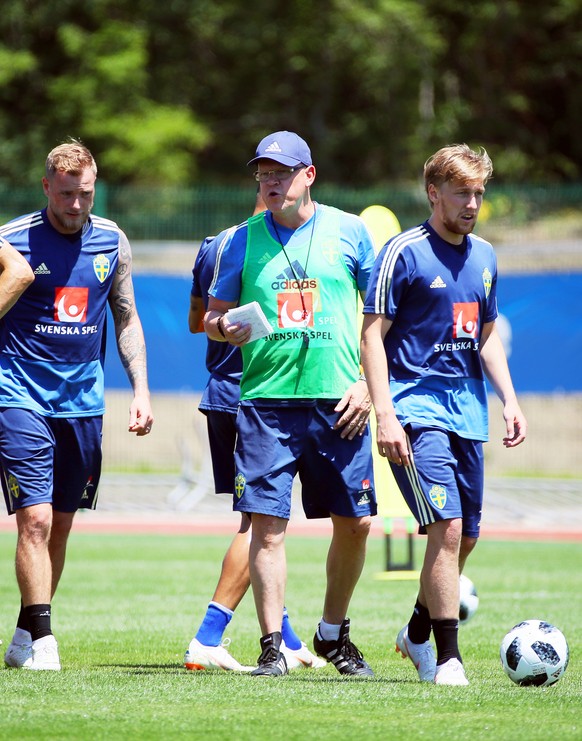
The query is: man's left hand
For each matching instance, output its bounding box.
[128,393,154,436]
[333,379,372,440]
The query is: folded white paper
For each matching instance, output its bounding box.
[225,301,273,342]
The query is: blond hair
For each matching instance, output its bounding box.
[424,144,492,202]
[45,138,97,178]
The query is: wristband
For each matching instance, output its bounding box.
[217,315,226,338]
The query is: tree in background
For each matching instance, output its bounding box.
[422,0,582,181]
[1,0,581,186]
[0,2,209,185]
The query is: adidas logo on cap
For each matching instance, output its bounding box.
[248,131,313,167]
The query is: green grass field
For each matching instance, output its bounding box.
[0,530,580,740]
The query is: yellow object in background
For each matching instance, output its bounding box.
[360,205,419,576]
[359,205,401,255]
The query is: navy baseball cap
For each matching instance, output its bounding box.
[247,131,312,167]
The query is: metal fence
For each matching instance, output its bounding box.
[2,181,582,244]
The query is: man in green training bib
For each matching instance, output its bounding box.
[205,131,377,677]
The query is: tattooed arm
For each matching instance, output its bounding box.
[108,231,154,436]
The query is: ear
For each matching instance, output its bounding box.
[304,164,317,186]
[427,183,439,207]
[42,177,50,197]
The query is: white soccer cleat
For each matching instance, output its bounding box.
[25,635,61,671]
[281,641,327,670]
[4,639,33,669]
[184,637,254,672]
[395,625,437,682]
[434,658,469,686]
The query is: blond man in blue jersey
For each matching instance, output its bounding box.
[362,144,526,685]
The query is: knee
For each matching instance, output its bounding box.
[444,517,463,536]
[460,535,478,563]
[251,515,287,549]
[333,515,372,544]
[50,515,74,547]
[428,518,463,552]
[354,516,372,540]
[17,508,52,546]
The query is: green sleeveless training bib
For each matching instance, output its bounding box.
[239,205,360,400]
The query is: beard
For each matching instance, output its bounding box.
[49,207,90,234]
[442,213,476,236]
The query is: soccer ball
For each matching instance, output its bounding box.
[500,620,569,687]
[459,574,479,623]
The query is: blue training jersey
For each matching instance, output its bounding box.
[363,221,498,441]
[0,208,120,417]
[191,227,242,414]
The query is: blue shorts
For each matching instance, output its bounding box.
[233,402,376,520]
[204,409,236,495]
[0,407,103,514]
[389,425,483,538]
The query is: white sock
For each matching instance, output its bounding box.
[209,601,234,618]
[32,634,56,647]
[318,619,341,641]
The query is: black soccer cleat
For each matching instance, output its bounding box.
[313,618,374,677]
[250,631,288,677]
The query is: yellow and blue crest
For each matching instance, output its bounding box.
[428,484,447,510]
[93,254,110,284]
[482,268,492,298]
[322,243,340,265]
[234,473,246,500]
[8,474,19,501]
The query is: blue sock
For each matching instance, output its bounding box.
[281,606,302,650]
[195,602,233,647]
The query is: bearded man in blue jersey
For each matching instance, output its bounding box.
[361,144,527,686]
[0,139,153,671]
